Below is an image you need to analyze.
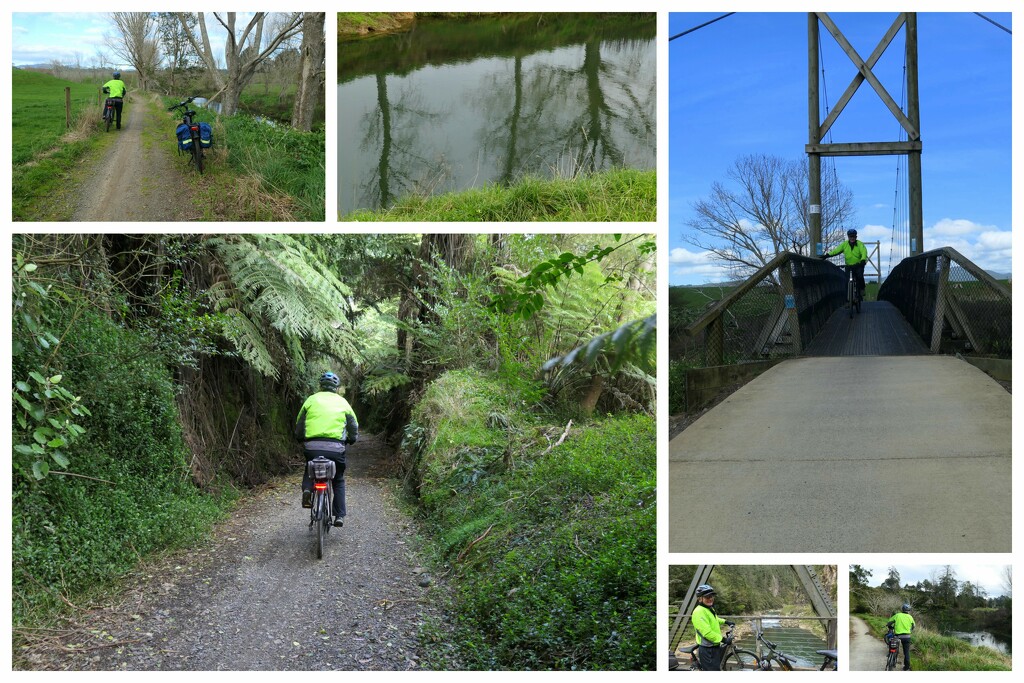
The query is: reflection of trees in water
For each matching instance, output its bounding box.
[475,38,655,184]
[358,75,448,209]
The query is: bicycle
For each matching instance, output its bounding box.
[846,264,863,318]
[817,648,838,671]
[884,626,900,671]
[168,96,210,174]
[752,630,798,670]
[307,455,335,559]
[101,87,118,132]
[678,626,760,671]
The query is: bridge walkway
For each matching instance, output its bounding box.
[668,355,1010,553]
[804,301,928,356]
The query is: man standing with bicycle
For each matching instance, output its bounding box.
[823,229,869,300]
[691,584,735,671]
[295,371,358,527]
[102,71,127,130]
[886,603,915,670]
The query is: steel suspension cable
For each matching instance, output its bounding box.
[668,13,736,41]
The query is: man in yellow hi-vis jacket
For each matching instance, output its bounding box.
[295,371,358,526]
[825,228,870,300]
[887,603,916,670]
[101,71,127,129]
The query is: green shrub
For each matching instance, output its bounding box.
[12,311,233,623]
[408,370,655,670]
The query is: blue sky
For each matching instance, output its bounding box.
[11,13,245,70]
[669,12,1013,285]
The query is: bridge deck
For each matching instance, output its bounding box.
[804,301,927,356]
[668,356,1010,553]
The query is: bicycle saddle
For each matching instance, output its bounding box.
[680,644,699,655]
[817,649,838,659]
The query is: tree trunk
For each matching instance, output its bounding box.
[292,12,325,131]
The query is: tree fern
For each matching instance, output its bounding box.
[205,235,360,380]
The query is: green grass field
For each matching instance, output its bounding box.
[12,68,101,165]
[343,168,655,222]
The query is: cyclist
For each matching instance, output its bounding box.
[823,228,869,300]
[295,371,358,527]
[886,603,915,670]
[101,71,127,130]
[691,584,736,671]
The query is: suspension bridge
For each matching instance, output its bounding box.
[669,13,1011,553]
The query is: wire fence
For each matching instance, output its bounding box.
[878,247,1011,358]
[672,253,846,368]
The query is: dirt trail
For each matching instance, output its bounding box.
[18,435,452,671]
[72,93,201,222]
[849,615,884,671]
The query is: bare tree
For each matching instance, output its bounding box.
[175,12,303,116]
[291,13,325,131]
[1001,565,1011,596]
[685,154,856,279]
[109,12,161,90]
[158,12,199,94]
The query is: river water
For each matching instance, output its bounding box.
[338,13,656,215]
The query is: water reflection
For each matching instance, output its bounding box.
[339,14,655,215]
[948,630,1011,655]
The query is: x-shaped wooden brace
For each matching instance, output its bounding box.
[816,13,919,141]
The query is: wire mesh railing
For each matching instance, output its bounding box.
[673,253,846,368]
[669,613,835,668]
[878,247,1011,358]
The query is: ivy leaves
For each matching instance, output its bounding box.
[12,255,90,481]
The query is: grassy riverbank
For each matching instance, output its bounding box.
[858,614,1011,671]
[342,169,656,222]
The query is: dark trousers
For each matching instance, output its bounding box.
[302,449,347,518]
[108,98,124,128]
[847,263,866,296]
[898,636,911,669]
[697,645,723,671]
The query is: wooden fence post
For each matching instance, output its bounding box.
[65,87,71,128]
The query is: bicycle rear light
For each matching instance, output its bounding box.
[314,482,328,491]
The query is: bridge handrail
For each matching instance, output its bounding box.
[682,251,792,338]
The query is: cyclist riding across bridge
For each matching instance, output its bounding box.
[824,229,869,300]
[101,71,127,130]
[691,584,736,671]
[886,603,915,671]
[295,371,358,527]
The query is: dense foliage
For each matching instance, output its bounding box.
[11,233,656,670]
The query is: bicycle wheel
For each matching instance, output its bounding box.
[190,143,203,174]
[848,281,855,318]
[722,649,759,671]
[315,493,325,559]
[885,650,897,671]
[105,110,112,133]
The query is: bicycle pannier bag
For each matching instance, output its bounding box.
[176,123,193,151]
[307,457,336,481]
[198,121,213,149]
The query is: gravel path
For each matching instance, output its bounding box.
[849,616,884,671]
[71,93,202,222]
[19,435,453,671]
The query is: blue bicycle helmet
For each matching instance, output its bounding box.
[319,371,340,390]
[113,71,121,79]
[695,583,716,598]
[847,229,858,237]
[901,603,911,612]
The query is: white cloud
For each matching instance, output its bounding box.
[669,247,733,285]
[930,217,997,237]
[922,218,1011,274]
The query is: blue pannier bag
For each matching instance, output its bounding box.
[198,121,213,149]
[176,123,193,151]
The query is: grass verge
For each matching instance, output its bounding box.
[857,614,1011,671]
[406,369,655,670]
[343,169,656,222]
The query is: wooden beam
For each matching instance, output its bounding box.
[805,141,922,156]
[819,13,906,140]
[818,13,920,140]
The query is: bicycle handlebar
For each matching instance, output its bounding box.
[168,96,200,111]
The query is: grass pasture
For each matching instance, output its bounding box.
[12,68,102,166]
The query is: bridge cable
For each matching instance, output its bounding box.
[974,13,1012,35]
[817,31,844,252]
[887,57,910,276]
[668,13,736,41]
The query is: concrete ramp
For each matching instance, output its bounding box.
[669,356,1010,552]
